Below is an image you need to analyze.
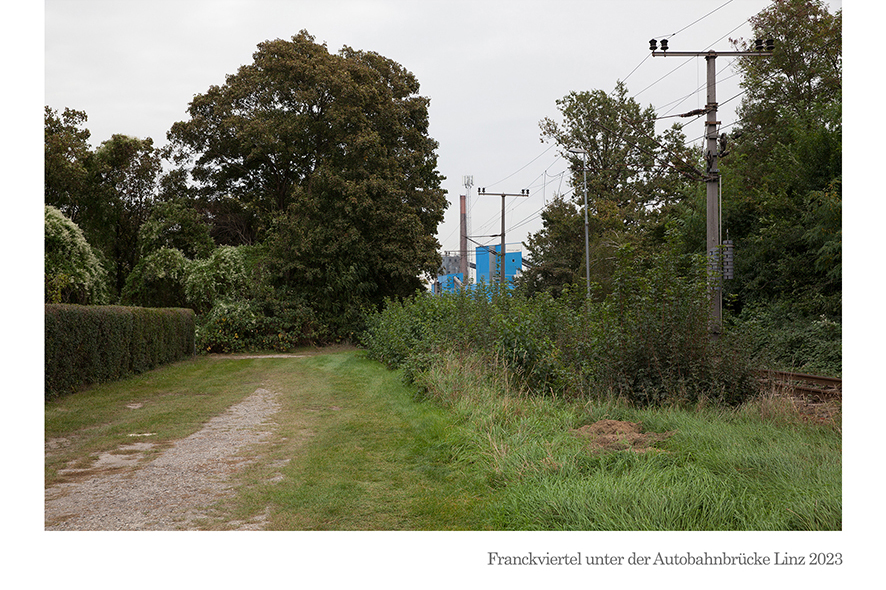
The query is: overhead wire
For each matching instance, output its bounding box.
[620,0,737,90]
[458,0,763,256]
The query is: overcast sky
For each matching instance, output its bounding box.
[42,0,842,261]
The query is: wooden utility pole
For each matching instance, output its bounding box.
[650,38,773,334]
[477,187,529,285]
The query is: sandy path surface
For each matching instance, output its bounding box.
[45,387,280,531]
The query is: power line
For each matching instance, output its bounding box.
[461,3,757,256]
[620,0,737,89]
[660,0,737,40]
[634,14,753,102]
[481,143,556,191]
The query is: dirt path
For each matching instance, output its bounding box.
[45,387,281,530]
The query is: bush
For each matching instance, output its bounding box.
[183,246,251,314]
[45,304,195,399]
[196,298,323,353]
[120,247,189,308]
[363,246,757,407]
[587,248,756,406]
[726,302,842,376]
[44,205,109,305]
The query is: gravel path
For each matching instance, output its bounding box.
[45,387,281,531]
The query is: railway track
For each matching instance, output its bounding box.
[757,369,842,397]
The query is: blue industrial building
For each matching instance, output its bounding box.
[475,245,522,285]
[433,245,522,295]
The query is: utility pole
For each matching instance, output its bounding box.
[460,176,473,282]
[568,148,591,298]
[477,187,530,285]
[650,38,773,334]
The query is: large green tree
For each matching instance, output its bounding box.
[89,134,164,295]
[137,200,215,260]
[167,31,447,330]
[524,82,696,295]
[722,0,841,317]
[45,108,167,299]
[44,106,93,223]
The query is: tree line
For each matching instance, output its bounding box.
[45,1,841,365]
[45,30,448,345]
[520,0,841,326]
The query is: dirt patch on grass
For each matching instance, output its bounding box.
[45,387,282,530]
[569,420,675,453]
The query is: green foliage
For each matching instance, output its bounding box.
[137,200,215,259]
[45,304,195,399]
[87,134,165,296]
[44,106,92,216]
[183,245,251,314]
[44,205,109,305]
[588,247,756,406]
[803,179,841,287]
[726,302,841,376]
[167,31,447,337]
[715,0,841,319]
[539,81,694,231]
[528,82,698,297]
[120,247,190,309]
[364,246,756,407]
[519,195,587,297]
[196,298,323,353]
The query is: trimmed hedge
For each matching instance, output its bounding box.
[45,304,196,399]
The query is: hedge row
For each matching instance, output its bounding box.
[45,304,196,399]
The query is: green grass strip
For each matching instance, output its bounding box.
[46,349,841,530]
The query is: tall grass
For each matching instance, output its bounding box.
[360,243,839,530]
[412,350,841,530]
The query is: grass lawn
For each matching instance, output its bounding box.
[45,348,841,530]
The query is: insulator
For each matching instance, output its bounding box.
[660,39,669,51]
[649,39,658,51]
[754,39,764,51]
[766,39,775,51]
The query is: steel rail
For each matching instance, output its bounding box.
[757,369,842,397]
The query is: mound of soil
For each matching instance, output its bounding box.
[569,420,674,453]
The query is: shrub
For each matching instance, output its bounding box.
[363,245,757,407]
[45,304,195,398]
[587,247,756,406]
[196,298,323,353]
[183,246,251,314]
[44,205,109,305]
[726,301,842,376]
[120,247,189,308]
